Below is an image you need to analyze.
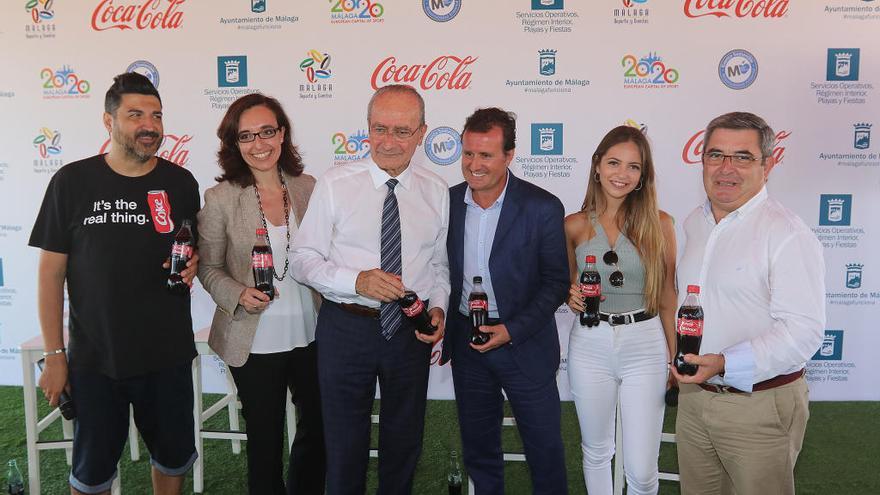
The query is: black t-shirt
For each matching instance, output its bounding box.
[29,155,200,379]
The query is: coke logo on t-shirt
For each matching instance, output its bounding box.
[252,253,274,269]
[402,298,425,317]
[171,244,192,258]
[147,190,174,234]
[580,283,601,298]
[677,318,703,337]
[469,299,488,311]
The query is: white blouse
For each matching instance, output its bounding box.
[250,221,317,354]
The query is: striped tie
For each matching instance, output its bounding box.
[379,178,402,340]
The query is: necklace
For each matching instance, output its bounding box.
[253,167,291,281]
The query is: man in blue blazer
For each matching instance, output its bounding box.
[441,108,569,494]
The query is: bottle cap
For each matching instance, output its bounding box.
[256,228,268,235]
[687,284,700,294]
[473,276,482,283]
[585,255,596,263]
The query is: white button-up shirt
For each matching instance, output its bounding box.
[290,158,450,313]
[677,187,826,392]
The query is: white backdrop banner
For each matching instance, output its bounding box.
[0,0,877,400]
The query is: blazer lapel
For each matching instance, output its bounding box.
[237,185,263,239]
[490,174,521,260]
[286,173,307,226]
[450,185,467,279]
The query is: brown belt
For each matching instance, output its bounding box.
[698,368,804,394]
[335,301,380,319]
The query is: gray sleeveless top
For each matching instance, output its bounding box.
[574,216,647,313]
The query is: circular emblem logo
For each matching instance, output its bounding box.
[424,127,462,166]
[718,49,757,90]
[126,60,160,89]
[423,0,461,22]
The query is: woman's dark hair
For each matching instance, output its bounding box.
[216,93,303,186]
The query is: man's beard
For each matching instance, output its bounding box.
[113,125,162,163]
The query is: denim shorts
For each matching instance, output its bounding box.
[67,362,197,494]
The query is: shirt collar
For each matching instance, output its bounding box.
[367,157,413,191]
[702,186,769,223]
[463,170,510,210]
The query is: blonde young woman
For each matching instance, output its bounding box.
[565,126,677,495]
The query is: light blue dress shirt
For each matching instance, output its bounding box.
[458,173,510,318]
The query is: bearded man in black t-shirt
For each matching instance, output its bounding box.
[29,72,201,495]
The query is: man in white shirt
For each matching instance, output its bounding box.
[290,84,449,495]
[672,112,825,495]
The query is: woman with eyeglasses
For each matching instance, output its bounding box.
[197,93,325,494]
[564,126,677,495]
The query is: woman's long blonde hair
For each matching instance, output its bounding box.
[581,126,666,314]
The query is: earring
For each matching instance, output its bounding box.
[594,172,601,183]
[634,180,643,191]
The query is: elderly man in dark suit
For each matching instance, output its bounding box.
[442,107,569,494]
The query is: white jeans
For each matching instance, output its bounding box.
[568,316,668,495]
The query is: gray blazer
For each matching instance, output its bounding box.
[197,172,319,367]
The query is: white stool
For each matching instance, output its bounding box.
[191,327,297,493]
[20,333,132,495]
[457,401,680,493]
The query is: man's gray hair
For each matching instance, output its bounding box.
[705,112,775,159]
[367,84,425,127]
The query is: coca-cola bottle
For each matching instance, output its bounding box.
[6,459,24,495]
[447,450,463,495]
[579,255,601,327]
[399,290,437,335]
[675,284,704,376]
[252,228,275,301]
[469,276,490,345]
[166,219,193,295]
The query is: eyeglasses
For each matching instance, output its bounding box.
[603,250,625,288]
[702,151,763,166]
[238,127,281,143]
[370,125,419,140]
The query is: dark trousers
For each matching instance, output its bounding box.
[449,313,568,495]
[229,342,326,495]
[316,301,431,495]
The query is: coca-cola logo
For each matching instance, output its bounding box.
[677,318,704,337]
[99,133,192,167]
[153,198,169,225]
[580,284,601,298]
[91,0,185,31]
[682,129,791,165]
[469,299,488,310]
[147,190,174,233]
[683,0,788,19]
[370,55,477,91]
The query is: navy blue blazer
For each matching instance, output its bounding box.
[441,174,569,382]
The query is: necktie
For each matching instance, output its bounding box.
[379,178,402,340]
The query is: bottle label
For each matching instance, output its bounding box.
[677,318,703,337]
[402,297,424,317]
[580,283,601,298]
[252,253,274,269]
[172,244,192,258]
[147,190,175,234]
[469,298,488,311]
